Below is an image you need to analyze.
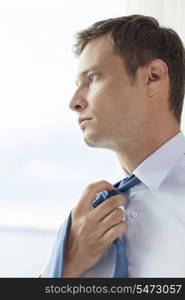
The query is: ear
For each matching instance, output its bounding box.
[145,59,169,97]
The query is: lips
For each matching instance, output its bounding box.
[78,117,92,125]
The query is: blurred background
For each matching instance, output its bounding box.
[0,0,185,277]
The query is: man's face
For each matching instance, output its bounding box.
[69,34,149,150]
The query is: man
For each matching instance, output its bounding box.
[41,14,185,277]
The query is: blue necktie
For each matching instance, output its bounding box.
[91,174,141,277]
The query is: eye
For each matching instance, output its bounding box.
[88,73,99,83]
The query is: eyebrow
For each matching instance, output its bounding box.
[75,65,103,86]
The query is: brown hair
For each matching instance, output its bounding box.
[73,15,185,124]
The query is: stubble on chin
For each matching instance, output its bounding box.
[83,132,97,148]
[83,128,102,148]
[83,129,112,150]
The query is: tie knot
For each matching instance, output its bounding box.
[92,174,141,208]
[117,174,141,192]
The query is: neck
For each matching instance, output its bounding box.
[115,123,180,175]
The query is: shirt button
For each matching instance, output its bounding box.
[130,211,138,218]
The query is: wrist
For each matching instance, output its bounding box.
[63,259,82,278]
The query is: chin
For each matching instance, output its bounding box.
[83,131,109,149]
[83,135,98,148]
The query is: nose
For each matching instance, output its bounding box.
[68,88,88,112]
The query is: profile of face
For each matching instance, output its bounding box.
[69,34,156,151]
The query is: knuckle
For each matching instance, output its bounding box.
[99,180,109,185]
[110,194,122,203]
[78,220,86,233]
[85,213,94,224]
[87,180,106,190]
[86,182,95,190]
[115,194,125,204]
[79,215,89,230]
[89,180,108,186]
[106,198,117,209]
[114,208,124,220]
[87,180,111,191]
[106,197,122,210]
[84,212,93,223]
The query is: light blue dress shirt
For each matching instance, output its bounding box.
[43,131,185,277]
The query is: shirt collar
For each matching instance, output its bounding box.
[133,131,185,191]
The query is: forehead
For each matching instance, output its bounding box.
[76,35,114,76]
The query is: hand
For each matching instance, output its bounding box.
[63,180,128,277]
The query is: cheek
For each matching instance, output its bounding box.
[88,81,135,121]
[91,82,120,107]
[87,86,108,113]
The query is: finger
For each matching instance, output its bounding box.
[118,206,126,221]
[79,180,114,210]
[100,207,125,234]
[102,221,128,245]
[91,194,128,221]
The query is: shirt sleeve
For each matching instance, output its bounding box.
[39,212,72,278]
